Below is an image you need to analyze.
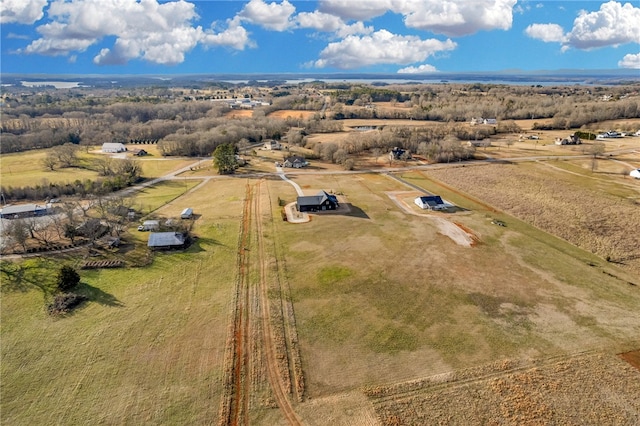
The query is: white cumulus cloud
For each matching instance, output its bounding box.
[202,17,255,51]
[527,1,640,52]
[1,0,47,24]
[238,0,295,31]
[618,52,640,69]
[399,0,517,36]
[565,1,640,50]
[318,0,517,36]
[318,0,391,21]
[313,29,456,69]
[525,23,566,43]
[295,10,372,37]
[397,64,438,73]
[18,0,254,66]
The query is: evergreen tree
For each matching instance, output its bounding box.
[212,143,238,174]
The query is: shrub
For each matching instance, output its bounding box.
[47,293,88,315]
[56,265,80,292]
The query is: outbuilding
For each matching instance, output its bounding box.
[102,142,127,153]
[138,220,160,231]
[180,208,193,219]
[148,232,187,250]
[0,203,49,219]
[631,169,640,179]
[415,195,447,210]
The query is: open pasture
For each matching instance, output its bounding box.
[268,110,318,121]
[3,162,640,424]
[273,172,640,399]
[0,146,196,189]
[1,148,101,188]
[1,178,248,425]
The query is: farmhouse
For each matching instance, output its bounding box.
[555,134,581,145]
[414,195,447,210]
[283,156,308,168]
[102,142,127,153]
[148,232,187,250]
[0,203,49,219]
[389,147,410,160]
[263,140,281,150]
[471,117,498,126]
[297,191,339,212]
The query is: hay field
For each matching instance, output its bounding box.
[268,110,317,120]
[421,158,640,275]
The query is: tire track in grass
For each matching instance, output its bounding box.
[255,180,303,425]
[219,183,253,426]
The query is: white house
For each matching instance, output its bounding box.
[631,169,640,179]
[263,140,282,150]
[102,142,127,153]
[414,195,447,210]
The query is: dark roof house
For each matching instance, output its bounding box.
[283,156,308,168]
[297,191,339,212]
[148,232,187,250]
[414,195,447,210]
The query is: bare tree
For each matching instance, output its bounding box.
[42,154,58,171]
[53,143,79,168]
[94,156,114,176]
[95,195,133,237]
[3,219,30,252]
[589,142,605,172]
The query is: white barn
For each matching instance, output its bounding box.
[102,143,127,153]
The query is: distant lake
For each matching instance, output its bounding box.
[20,81,82,89]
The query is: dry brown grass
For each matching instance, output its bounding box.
[423,160,640,275]
[369,352,640,425]
[267,110,317,120]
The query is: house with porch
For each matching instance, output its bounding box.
[297,191,339,212]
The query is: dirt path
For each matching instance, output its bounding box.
[254,181,303,425]
[219,181,303,426]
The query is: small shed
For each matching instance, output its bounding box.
[102,142,127,153]
[631,169,640,179]
[148,232,187,250]
[181,208,193,219]
[415,195,447,210]
[141,220,160,231]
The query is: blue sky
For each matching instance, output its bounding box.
[1,0,639,75]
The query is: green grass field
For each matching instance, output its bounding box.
[0,146,198,188]
[1,178,247,425]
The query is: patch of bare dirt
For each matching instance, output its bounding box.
[619,349,640,371]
